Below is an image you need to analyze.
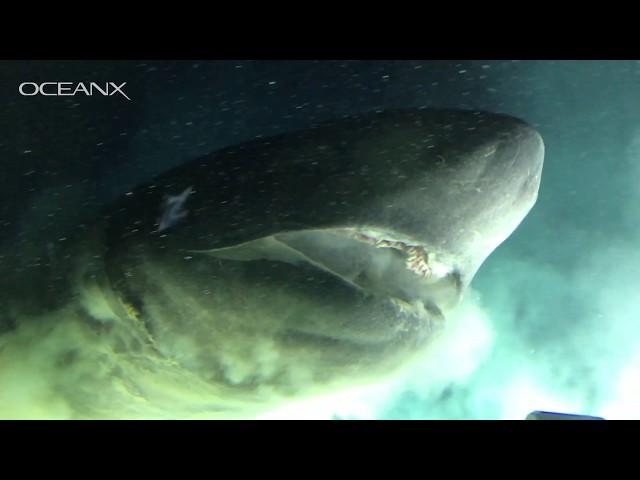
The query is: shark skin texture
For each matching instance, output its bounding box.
[2,109,544,419]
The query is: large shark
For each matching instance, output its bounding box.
[0,109,543,419]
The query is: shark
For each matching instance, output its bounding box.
[0,108,544,419]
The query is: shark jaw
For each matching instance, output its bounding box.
[192,225,464,328]
[35,108,544,418]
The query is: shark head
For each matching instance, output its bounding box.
[74,109,543,417]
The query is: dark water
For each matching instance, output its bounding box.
[2,60,639,419]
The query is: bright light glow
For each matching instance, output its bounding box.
[598,352,640,419]
[256,381,398,420]
[497,375,584,420]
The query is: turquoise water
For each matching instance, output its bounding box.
[381,61,640,419]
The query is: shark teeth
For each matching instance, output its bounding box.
[351,231,434,279]
[405,247,432,278]
[374,238,404,249]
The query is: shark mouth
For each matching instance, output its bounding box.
[193,226,462,320]
[344,228,453,280]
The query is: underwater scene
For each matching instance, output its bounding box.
[0,60,636,419]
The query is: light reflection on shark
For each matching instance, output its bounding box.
[157,186,194,233]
